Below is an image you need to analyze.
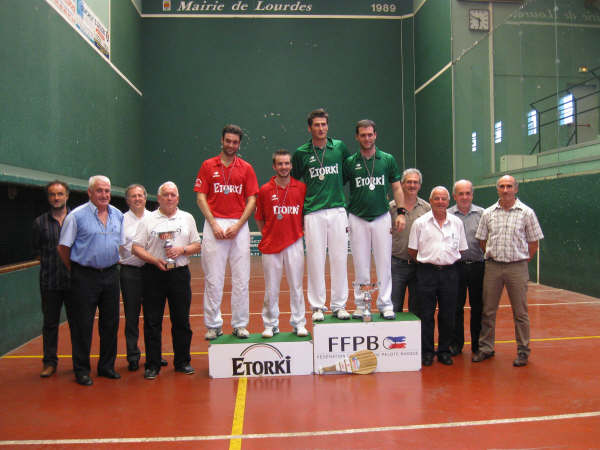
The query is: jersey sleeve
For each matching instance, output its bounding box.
[244,164,259,197]
[255,187,266,222]
[193,162,210,194]
[291,150,303,181]
[388,155,401,184]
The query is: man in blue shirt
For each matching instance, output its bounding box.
[58,175,124,386]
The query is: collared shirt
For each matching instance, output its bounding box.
[291,137,350,214]
[448,203,485,262]
[59,202,125,269]
[133,208,201,268]
[476,198,544,263]
[119,209,149,267]
[343,148,401,221]
[408,211,468,266]
[32,210,70,290]
[389,198,431,260]
[255,176,306,254]
[194,155,259,219]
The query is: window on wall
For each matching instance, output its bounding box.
[559,94,574,126]
[527,110,538,136]
[494,121,503,143]
[471,132,477,152]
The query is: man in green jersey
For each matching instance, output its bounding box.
[343,119,406,319]
[291,108,351,321]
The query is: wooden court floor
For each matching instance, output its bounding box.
[1,256,599,449]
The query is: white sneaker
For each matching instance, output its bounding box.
[205,328,223,340]
[232,327,250,338]
[352,308,364,319]
[334,309,351,320]
[295,326,309,337]
[382,310,395,320]
[261,326,279,338]
[312,310,324,322]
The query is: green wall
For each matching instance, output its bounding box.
[141,17,415,218]
[0,0,142,356]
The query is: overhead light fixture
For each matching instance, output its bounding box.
[578,66,589,73]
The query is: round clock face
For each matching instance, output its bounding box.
[469,9,490,31]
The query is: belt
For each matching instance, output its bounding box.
[392,256,413,264]
[486,259,528,264]
[72,262,117,272]
[420,262,457,271]
[460,260,484,265]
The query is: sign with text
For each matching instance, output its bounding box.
[145,0,412,17]
[313,314,421,373]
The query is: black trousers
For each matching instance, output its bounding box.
[119,265,143,362]
[452,261,484,353]
[142,264,192,372]
[416,263,459,356]
[40,289,68,367]
[65,263,120,377]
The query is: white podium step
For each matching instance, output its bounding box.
[313,312,422,374]
[208,332,313,378]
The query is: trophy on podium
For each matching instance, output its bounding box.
[352,281,379,322]
[158,229,178,270]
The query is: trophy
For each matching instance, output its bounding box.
[353,281,379,322]
[158,229,178,270]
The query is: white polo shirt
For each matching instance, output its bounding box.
[408,211,468,266]
[133,208,201,267]
[119,209,149,267]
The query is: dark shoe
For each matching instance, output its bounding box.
[422,353,434,366]
[449,344,462,356]
[128,360,139,372]
[98,369,121,379]
[76,374,93,386]
[438,353,453,365]
[472,351,495,362]
[144,368,159,380]
[40,365,56,378]
[161,359,168,367]
[513,352,528,367]
[175,364,195,375]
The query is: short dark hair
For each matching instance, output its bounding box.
[355,119,376,134]
[222,124,244,141]
[45,180,69,195]
[307,108,329,127]
[125,184,147,198]
[272,149,291,164]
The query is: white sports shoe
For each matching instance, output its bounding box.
[334,309,351,320]
[261,327,279,338]
[312,310,324,322]
[382,310,396,320]
[205,328,223,340]
[352,308,364,319]
[295,326,309,337]
[232,327,250,338]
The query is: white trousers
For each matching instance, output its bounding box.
[348,213,393,312]
[304,207,348,312]
[261,238,307,329]
[201,219,250,329]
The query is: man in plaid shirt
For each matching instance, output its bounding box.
[473,175,543,367]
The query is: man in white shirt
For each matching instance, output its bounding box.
[408,186,467,367]
[133,182,202,380]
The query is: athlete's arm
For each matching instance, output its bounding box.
[391,180,406,232]
[196,192,226,239]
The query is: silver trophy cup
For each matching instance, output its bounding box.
[353,282,379,322]
[158,230,177,270]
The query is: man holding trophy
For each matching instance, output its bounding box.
[132,182,201,380]
[342,119,406,320]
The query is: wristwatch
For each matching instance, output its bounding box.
[397,207,407,215]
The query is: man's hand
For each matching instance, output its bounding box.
[394,214,406,232]
[166,246,185,260]
[224,222,242,239]
[154,258,168,271]
[211,222,227,239]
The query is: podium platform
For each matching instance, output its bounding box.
[313,313,422,374]
[208,332,313,378]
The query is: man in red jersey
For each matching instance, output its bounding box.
[255,150,308,338]
[194,124,259,340]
